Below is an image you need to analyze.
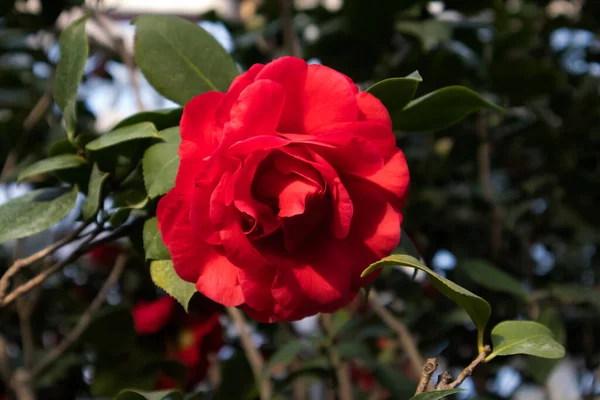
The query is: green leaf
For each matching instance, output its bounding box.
[82,164,109,220]
[133,15,239,105]
[392,86,503,132]
[86,122,159,151]
[143,217,170,260]
[460,259,529,301]
[372,364,416,400]
[525,308,566,384]
[397,229,421,259]
[362,254,491,351]
[149,260,196,312]
[0,187,78,243]
[397,19,452,52]
[18,154,87,182]
[142,142,179,199]
[487,320,565,361]
[549,284,600,312]
[409,389,465,400]
[263,341,308,378]
[54,14,89,137]
[112,108,183,131]
[159,127,181,144]
[366,71,422,115]
[115,389,184,400]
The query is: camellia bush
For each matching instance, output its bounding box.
[0,10,570,400]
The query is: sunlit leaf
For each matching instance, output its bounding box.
[487,320,565,361]
[18,154,87,182]
[142,142,179,199]
[392,86,503,132]
[363,254,491,351]
[86,122,159,151]
[143,217,170,260]
[0,187,78,243]
[149,260,196,312]
[133,15,239,105]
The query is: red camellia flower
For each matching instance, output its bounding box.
[157,56,409,322]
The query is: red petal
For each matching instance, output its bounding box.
[216,63,264,127]
[356,91,392,127]
[180,91,226,152]
[132,296,176,334]
[363,149,410,210]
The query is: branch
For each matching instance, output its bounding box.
[93,14,144,111]
[10,368,35,400]
[0,223,88,302]
[277,0,301,57]
[23,86,54,131]
[443,346,490,389]
[476,113,503,259]
[0,335,11,386]
[415,358,438,394]
[367,289,423,378]
[31,253,128,378]
[226,307,272,400]
[322,313,353,400]
[0,221,139,308]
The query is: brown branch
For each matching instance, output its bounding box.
[31,254,128,378]
[277,0,301,57]
[476,113,503,259]
[367,289,423,378]
[226,307,272,400]
[0,223,88,302]
[444,346,490,389]
[0,221,138,308]
[415,358,438,394]
[322,313,353,400]
[93,14,144,111]
[10,368,35,400]
[0,335,11,386]
[23,87,54,131]
[435,371,452,389]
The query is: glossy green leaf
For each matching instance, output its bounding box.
[262,341,309,378]
[362,254,491,351]
[409,389,465,400]
[366,71,422,115]
[115,389,183,400]
[112,108,183,131]
[86,122,159,151]
[143,217,170,260]
[487,321,565,361]
[0,187,78,243]
[149,260,196,312]
[54,14,89,137]
[526,308,566,384]
[133,15,239,105]
[372,364,416,400]
[392,86,503,132]
[460,259,529,300]
[81,164,108,220]
[159,127,181,144]
[142,142,179,198]
[18,154,87,182]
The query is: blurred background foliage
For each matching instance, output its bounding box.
[0,0,599,399]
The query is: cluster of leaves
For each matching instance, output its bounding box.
[1,0,599,399]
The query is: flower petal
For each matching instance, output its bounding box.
[356,91,392,127]
[181,91,226,152]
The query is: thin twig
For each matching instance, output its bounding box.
[0,223,89,302]
[16,292,36,370]
[0,335,11,385]
[93,14,144,111]
[415,358,438,394]
[23,86,54,131]
[322,313,353,400]
[31,254,128,378]
[226,307,272,400]
[1,221,138,308]
[435,371,452,389]
[476,113,503,260]
[0,151,17,182]
[445,346,490,389]
[367,289,423,378]
[277,0,301,57]
[10,368,35,400]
